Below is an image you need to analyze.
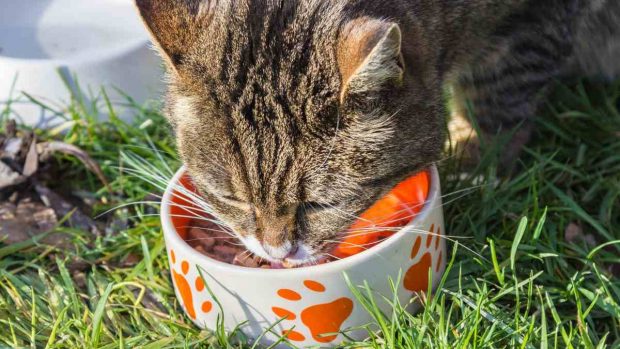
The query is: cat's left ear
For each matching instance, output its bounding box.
[337,18,405,101]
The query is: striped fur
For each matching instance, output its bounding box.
[136,0,619,262]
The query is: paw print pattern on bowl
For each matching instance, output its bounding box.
[169,249,213,320]
[161,165,446,347]
[272,280,354,344]
[403,223,444,292]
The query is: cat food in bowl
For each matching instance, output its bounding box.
[161,166,446,348]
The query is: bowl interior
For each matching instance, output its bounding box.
[166,170,432,265]
[0,0,146,60]
[168,174,200,241]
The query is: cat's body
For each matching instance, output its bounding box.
[136,0,620,264]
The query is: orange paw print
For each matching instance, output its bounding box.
[272,280,354,344]
[403,223,444,292]
[169,249,213,320]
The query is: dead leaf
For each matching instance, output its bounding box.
[37,141,110,192]
[0,161,25,190]
[564,222,583,244]
[1,138,23,160]
[22,136,39,177]
[121,253,141,267]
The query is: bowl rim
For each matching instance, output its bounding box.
[161,165,442,277]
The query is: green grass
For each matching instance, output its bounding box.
[1,79,619,348]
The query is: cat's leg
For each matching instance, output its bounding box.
[452,58,552,170]
[452,6,576,171]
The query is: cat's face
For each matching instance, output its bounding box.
[137,0,444,264]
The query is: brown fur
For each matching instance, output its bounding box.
[136,0,619,261]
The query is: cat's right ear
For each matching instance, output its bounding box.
[337,18,405,102]
[135,0,213,74]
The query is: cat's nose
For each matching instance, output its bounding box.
[262,241,297,260]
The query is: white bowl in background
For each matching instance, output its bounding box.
[161,166,447,348]
[0,0,163,127]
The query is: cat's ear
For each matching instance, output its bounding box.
[338,18,405,101]
[135,0,212,74]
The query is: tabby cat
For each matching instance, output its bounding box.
[135,0,620,264]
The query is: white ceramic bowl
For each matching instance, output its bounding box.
[161,166,447,348]
[0,0,163,127]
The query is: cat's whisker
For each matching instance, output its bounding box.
[323,240,372,251]
[181,227,237,237]
[118,151,246,240]
[223,241,247,248]
[321,252,343,262]
[321,240,394,265]
[332,227,485,260]
[144,136,177,177]
[119,148,487,263]
[134,212,231,231]
[185,237,242,242]
[164,183,217,213]
[303,187,373,224]
[323,240,378,249]
[179,225,237,235]
[337,227,472,240]
[206,158,233,174]
[121,154,174,183]
[142,190,216,217]
[121,144,180,160]
[317,201,372,224]
[96,199,226,229]
[116,212,229,232]
[346,183,483,228]
[300,177,484,229]
[95,200,162,219]
[323,172,373,200]
[185,238,246,247]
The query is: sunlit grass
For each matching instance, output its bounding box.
[1,78,619,348]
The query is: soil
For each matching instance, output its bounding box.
[0,120,104,244]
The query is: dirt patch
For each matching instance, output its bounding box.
[0,120,104,248]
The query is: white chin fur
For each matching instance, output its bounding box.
[263,241,293,260]
[239,236,274,261]
[282,244,317,266]
[238,237,317,265]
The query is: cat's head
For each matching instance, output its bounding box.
[137,0,444,264]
